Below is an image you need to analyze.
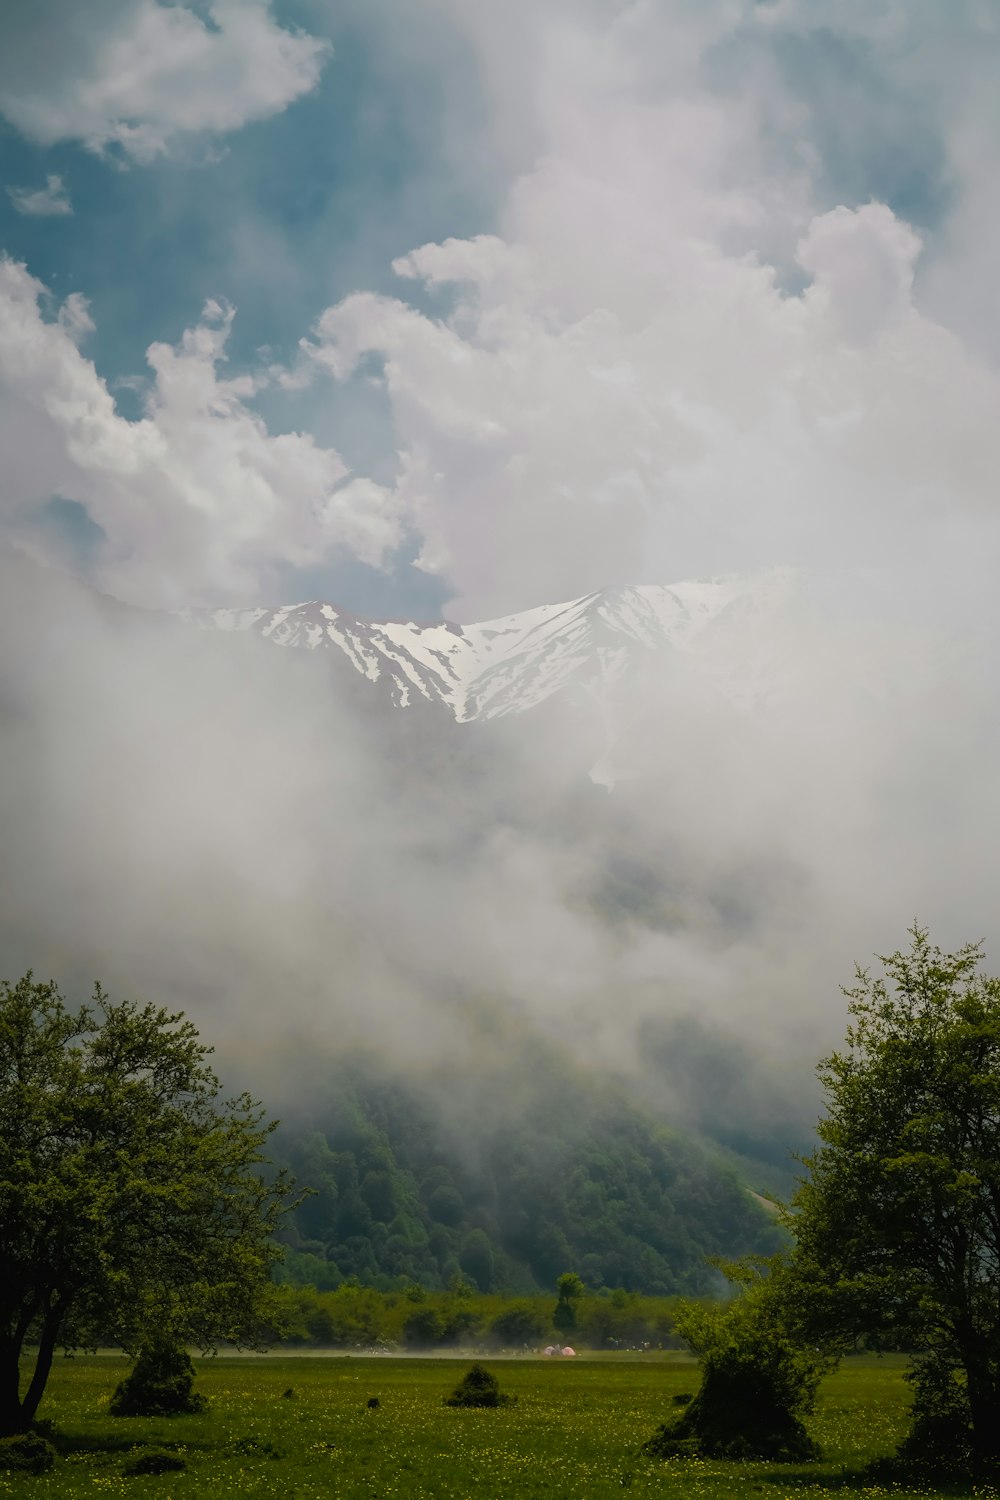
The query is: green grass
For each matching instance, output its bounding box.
[4,1352,997,1498]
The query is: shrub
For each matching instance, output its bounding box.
[444,1363,515,1408]
[645,1351,820,1462]
[897,1355,973,1472]
[123,1449,187,1476]
[109,1336,207,1417]
[0,1432,56,1474]
[645,1262,826,1463]
[232,1437,284,1459]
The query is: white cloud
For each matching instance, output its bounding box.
[56,292,95,343]
[285,1,1000,620]
[796,202,922,343]
[0,1,329,163]
[0,261,401,606]
[4,0,999,627]
[6,174,73,217]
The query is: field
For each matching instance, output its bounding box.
[5,1352,999,1499]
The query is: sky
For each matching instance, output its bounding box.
[2,0,999,622]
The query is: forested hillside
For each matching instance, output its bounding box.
[275,1048,783,1295]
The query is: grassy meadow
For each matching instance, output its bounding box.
[5,1351,997,1499]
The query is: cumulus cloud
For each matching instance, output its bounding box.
[796,202,922,342]
[0,262,401,605]
[0,0,328,163]
[282,0,1000,620]
[7,174,73,217]
[303,197,998,619]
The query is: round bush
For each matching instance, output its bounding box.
[124,1449,187,1476]
[109,1336,206,1418]
[644,1359,820,1464]
[0,1432,56,1474]
[444,1363,515,1408]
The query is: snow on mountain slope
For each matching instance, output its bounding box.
[183,570,794,724]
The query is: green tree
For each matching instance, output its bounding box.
[458,1229,495,1292]
[791,927,1000,1469]
[553,1271,584,1336]
[402,1304,446,1349]
[486,1300,547,1348]
[0,974,296,1435]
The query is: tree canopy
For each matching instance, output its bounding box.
[0,973,295,1435]
[791,926,1000,1470]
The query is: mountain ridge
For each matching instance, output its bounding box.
[182,569,795,725]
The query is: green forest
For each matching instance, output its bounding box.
[273,1047,783,1296]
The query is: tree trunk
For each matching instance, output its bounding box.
[19,1304,64,1428]
[0,1338,25,1437]
[965,1362,1000,1469]
[954,1319,1000,1471]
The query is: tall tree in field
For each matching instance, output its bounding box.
[792,927,1000,1470]
[553,1271,584,1337]
[0,973,296,1435]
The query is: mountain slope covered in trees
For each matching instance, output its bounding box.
[275,1048,783,1296]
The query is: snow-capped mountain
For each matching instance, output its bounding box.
[184,569,795,724]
